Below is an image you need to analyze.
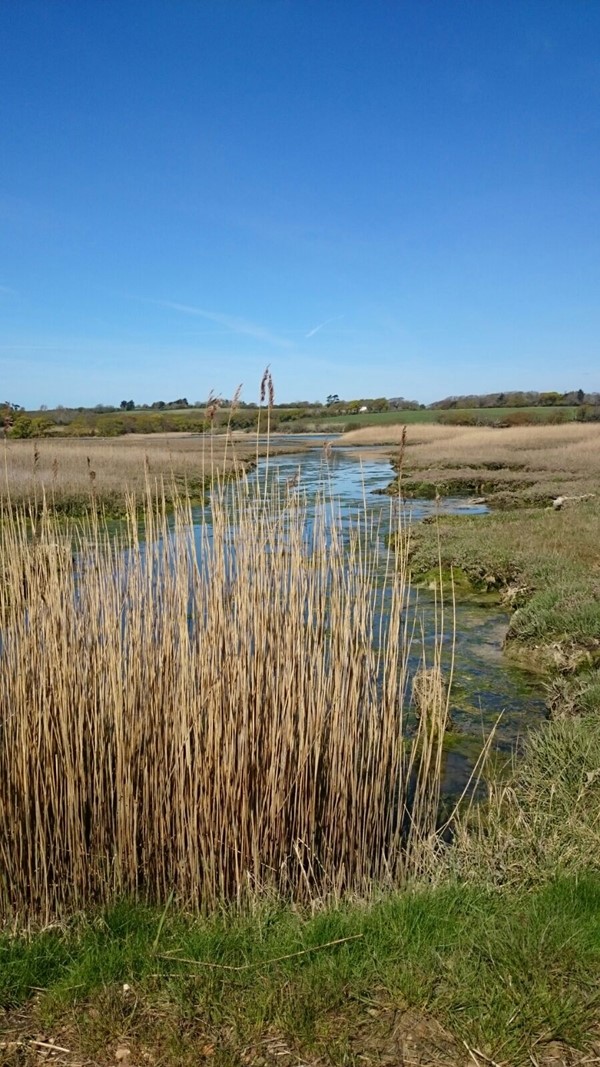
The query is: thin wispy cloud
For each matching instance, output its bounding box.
[0,284,16,296]
[305,314,344,339]
[156,300,293,349]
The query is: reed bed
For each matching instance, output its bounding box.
[0,434,260,512]
[0,467,450,923]
[341,422,600,476]
[342,422,600,505]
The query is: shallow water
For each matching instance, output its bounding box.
[239,447,547,797]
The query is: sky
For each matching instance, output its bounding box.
[1,0,599,408]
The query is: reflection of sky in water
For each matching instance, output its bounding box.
[250,448,490,525]
[195,446,547,796]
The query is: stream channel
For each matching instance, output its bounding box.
[228,443,548,800]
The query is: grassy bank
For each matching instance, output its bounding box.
[3,871,600,1065]
[0,435,244,516]
[342,422,600,711]
[406,500,600,717]
[408,500,600,643]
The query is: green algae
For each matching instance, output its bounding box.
[412,565,503,605]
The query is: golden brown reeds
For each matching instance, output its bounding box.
[0,434,258,514]
[342,422,600,503]
[341,422,600,476]
[0,466,449,923]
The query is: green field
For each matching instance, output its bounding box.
[319,406,578,428]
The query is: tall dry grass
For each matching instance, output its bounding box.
[342,422,600,504]
[0,468,450,923]
[341,423,600,476]
[0,434,259,511]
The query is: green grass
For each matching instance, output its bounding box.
[3,876,600,1064]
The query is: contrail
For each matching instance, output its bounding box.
[155,300,293,348]
[305,314,344,339]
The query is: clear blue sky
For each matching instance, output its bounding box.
[1,0,599,407]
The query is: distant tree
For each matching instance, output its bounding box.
[577,388,585,404]
[505,392,527,407]
[326,394,340,407]
[0,406,13,432]
[576,404,600,422]
[120,399,135,411]
[9,415,34,438]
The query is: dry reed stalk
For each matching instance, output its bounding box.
[221,384,244,474]
[257,366,275,498]
[0,461,449,923]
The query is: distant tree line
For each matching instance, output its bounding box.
[323,396,421,414]
[4,386,599,438]
[429,389,597,409]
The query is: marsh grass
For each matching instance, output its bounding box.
[407,501,600,656]
[0,454,451,923]
[341,422,600,468]
[342,422,600,505]
[0,433,266,515]
[450,714,600,889]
